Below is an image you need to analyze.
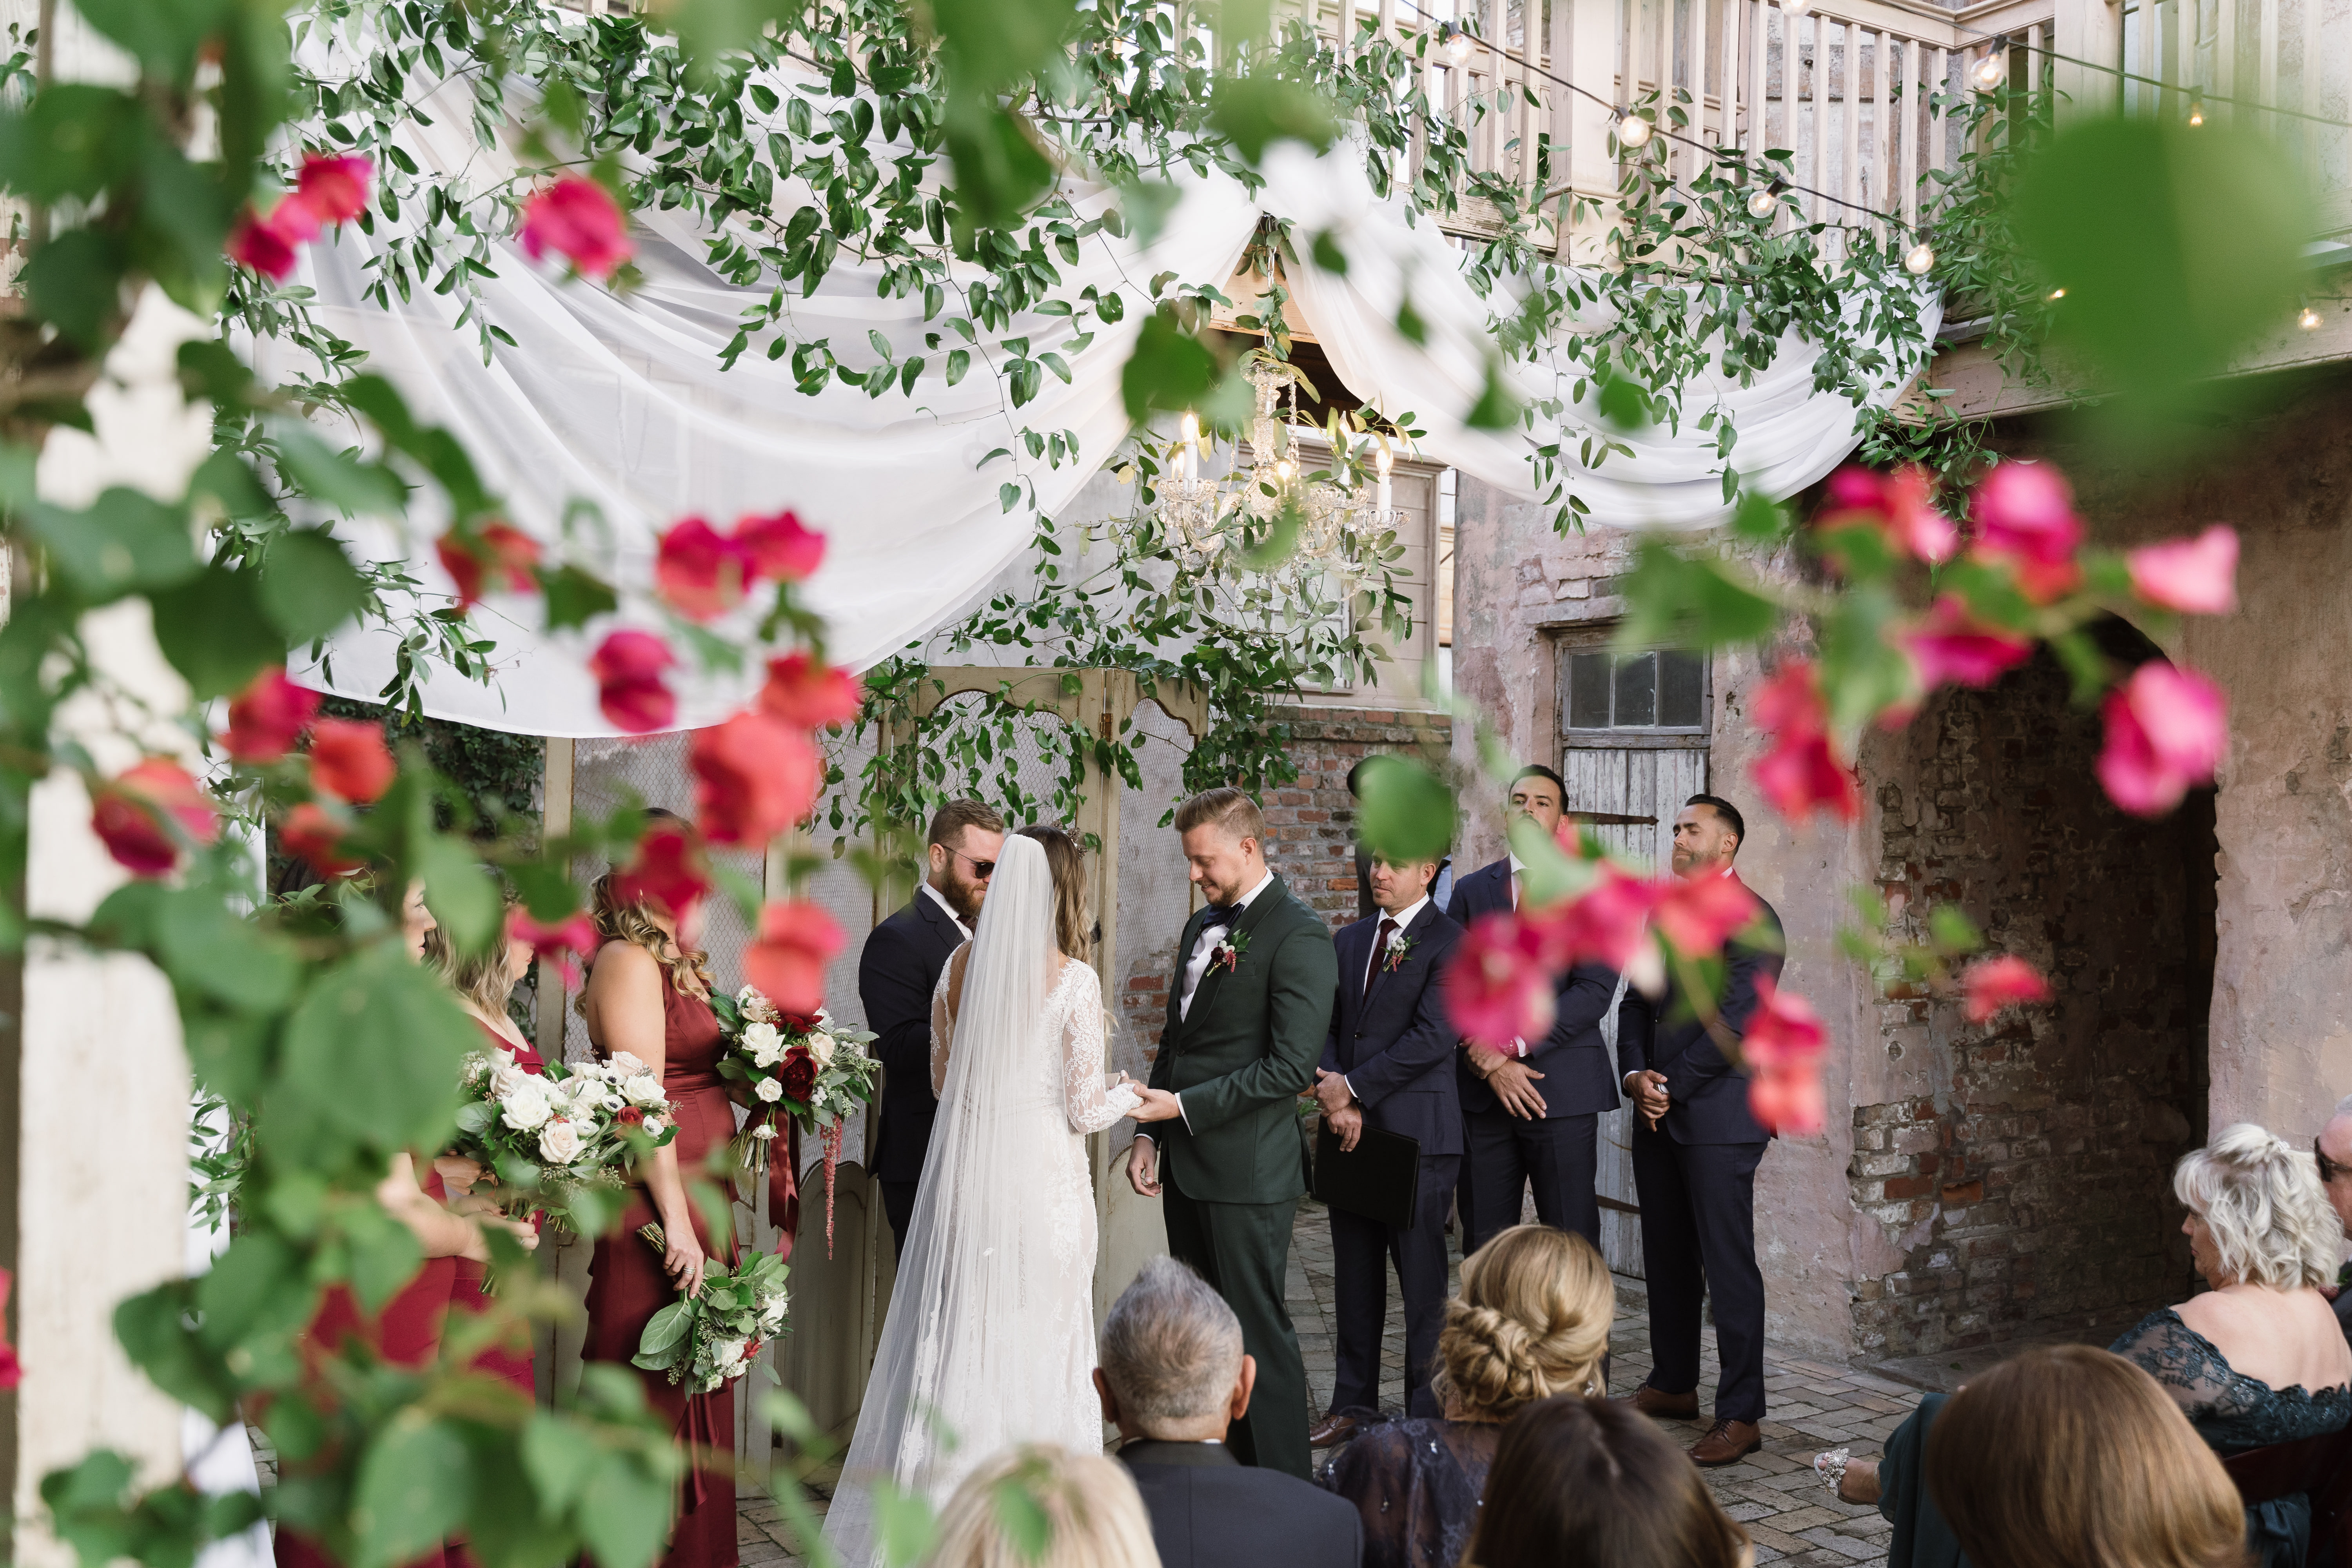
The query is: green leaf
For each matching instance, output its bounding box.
[279,943,470,1154]
[1120,309,1220,425]
[417,834,501,956]
[113,1283,235,1423]
[1238,495,1303,571]
[259,528,369,644]
[154,888,301,1013]
[0,86,145,202]
[151,566,284,700]
[64,0,226,78]
[575,1453,674,1568]
[540,564,619,632]
[1353,755,1455,863]
[271,426,408,519]
[1208,76,1338,164]
[23,487,200,602]
[520,1416,601,1513]
[194,1232,312,1353]
[353,1416,472,1568]
[1309,229,1349,276]
[1730,490,1788,544]
[23,226,129,349]
[1463,359,1520,432]
[929,0,1080,94]
[632,1301,695,1370]
[941,98,1054,238]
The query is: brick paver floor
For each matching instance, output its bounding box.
[742,1197,1912,1568]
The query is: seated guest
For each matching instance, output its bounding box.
[1929,1345,2248,1568]
[1819,1123,2352,1568]
[1323,1225,1610,1568]
[2314,1095,2352,1347]
[1464,1396,1750,1568]
[928,1443,1161,1568]
[1098,1258,1361,1568]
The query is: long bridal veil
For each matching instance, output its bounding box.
[821,835,1088,1566]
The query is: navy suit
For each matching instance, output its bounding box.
[1447,858,1640,1255]
[856,889,965,1256]
[1319,900,1463,1417]
[1615,874,1785,1423]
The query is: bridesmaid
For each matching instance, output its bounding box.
[276,884,538,1568]
[425,906,546,1397]
[577,827,740,1568]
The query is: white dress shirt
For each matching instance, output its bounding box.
[1144,868,1276,1143]
[1343,893,1430,1100]
[921,880,973,941]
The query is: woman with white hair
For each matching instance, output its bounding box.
[1818,1123,2352,1568]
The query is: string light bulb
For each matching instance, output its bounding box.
[2300,303,2323,330]
[2047,287,2066,300]
[1443,24,1476,64]
[2188,93,2205,126]
[1971,42,2008,91]
[1781,0,1813,17]
[1748,184,1779,219]
[1904,240,1936,276]
[1615,110,1653,148]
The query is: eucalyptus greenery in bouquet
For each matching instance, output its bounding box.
[631,1224,790,1395]
[453,1047,679,1232]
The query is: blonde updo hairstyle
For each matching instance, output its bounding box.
[2173,1122,2341,1291]
[1435,1225,1614,1422]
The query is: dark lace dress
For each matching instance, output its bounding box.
[1320,1417,1501,1568]
[2111,1307,2352,1568]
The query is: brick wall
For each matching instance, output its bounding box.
[1850,648,2212,1358]
[1258,702,1455,930]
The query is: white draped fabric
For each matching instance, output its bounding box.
[271,85,1931,738]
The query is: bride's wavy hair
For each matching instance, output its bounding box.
[576,809,714,1007]
[1017,824,1091,964]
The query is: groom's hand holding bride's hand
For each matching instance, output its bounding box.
[1128,1085,1182,1123]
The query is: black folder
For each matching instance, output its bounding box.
[1312,1121,1421,1230]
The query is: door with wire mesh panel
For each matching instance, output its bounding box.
[1557,639,1713,1279]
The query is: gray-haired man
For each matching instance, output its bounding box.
[1096,1258,1362,1568]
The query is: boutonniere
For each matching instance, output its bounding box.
[1212,927,1250,973]
[1381,931,1418,975]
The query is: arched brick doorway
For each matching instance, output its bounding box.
[1853,630,2216,1359]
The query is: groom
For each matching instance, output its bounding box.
[1128,788,1337,1479]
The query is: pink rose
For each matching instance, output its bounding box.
[735,510,826,583]
[1960,955,2053,1025]
[656,517,750,622]
[92,759,218,878]
[1820,465,1958,565]
[615,822,711,919]
[1534,864,1661,974]
[1748,662,1860,822]
[690,709,819,847]
[2126,525,2238,615]
[223,668,320,764]
[1969,462,2083,603]
[588,630,677,734]
[294,153,373,225]
[520,175,633,279]
[745,901,846,1019]
[757,652,864,730]
[437,522,543,610]
[1653,872,1760,958]
[2096,662,2227,817]
[309,717,396,804]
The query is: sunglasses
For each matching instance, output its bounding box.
[947,846,996,879]
[2320,1138,2347,1185]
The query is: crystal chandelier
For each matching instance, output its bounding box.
[1149,359,1408,584]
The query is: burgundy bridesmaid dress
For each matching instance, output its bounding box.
[451,1017,545,1396]
[584,955,739,1568]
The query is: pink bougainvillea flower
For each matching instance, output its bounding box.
[615,822,711,918]
[1536,864,1663,975]
[744,899,846,1018]
[1899,595,2034,691]
[280,801,364,879]
[507,906,601,988]
[1748,1069,1827,1139]
[436,521,543,610]
[1653,872,1760,958]
[1970,461,2084,603]
[736,509,826,583]
[1443,912,1562,1049]
[223,667,321,764]
[588,629,678,734]
[519,175,633,279]
[2127,524,2239,616]
[294,152,373,225]
[93,759,218,877]
[2097,662,2228,817]
[309,717,397,804]
[1960,954,2054,1025]
[226,205,306,283]
[0,1268,18,1389]
[757,651,863,730]
[1740,976,1829,1136]
[1820,465,1958,565]
[690,710,819,847]
[655,517,751,622]
[1748,661,1861,822]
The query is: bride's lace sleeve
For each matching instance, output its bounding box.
[930,947,964,1098]
[1062,964,1140,1134]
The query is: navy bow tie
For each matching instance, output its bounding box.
[1201,904,1241,931]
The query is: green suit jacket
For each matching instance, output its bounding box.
[1149,875,1339,1205]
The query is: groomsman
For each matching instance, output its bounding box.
[1307,850,1464,1445]
[1447,765,1641,1255]
[857,798,1005,1257]
[1617,793,1784,1467]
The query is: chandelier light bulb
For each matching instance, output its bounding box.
[1781,0,1813,18]
[1904,241,1936,276]
[1179,411,1200,445]
[2300,304,2323,330]
[1445,26,1475,64]
[1616,111,1653,149]
[2187,93,2205,126]
[1748,185,1778,219]
[2047,287,2066,300]
[1971,47,2007,91]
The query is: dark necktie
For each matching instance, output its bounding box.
[1366,916,1397,998]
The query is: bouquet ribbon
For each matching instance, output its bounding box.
[767,1108,800,1262]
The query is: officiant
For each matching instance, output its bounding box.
[1307,849,1465,1447]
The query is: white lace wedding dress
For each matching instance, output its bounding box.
[821,837,1139,1567]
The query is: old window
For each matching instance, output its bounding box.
[1563,648,1708,734]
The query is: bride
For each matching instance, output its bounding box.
[822,825,1165,1564]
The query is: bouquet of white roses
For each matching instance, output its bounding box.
[709,984,881,1254]
[630,1223,789,1394]
[453,1047,678,1230]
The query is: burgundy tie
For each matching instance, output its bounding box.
[1367,916,1397,998]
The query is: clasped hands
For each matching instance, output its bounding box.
[1308,1069,1365,1152]
[1624,1068,1670,1128]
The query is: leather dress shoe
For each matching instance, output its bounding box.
[1626,1384,1700,1419]
[1308,1412,1361,1449]
[1688,1419,1763,1467]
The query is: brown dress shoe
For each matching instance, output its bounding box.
[1688,1419,1763,1466]
[1308,1412,1361,1449]
[1627,1384,1701,1419]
